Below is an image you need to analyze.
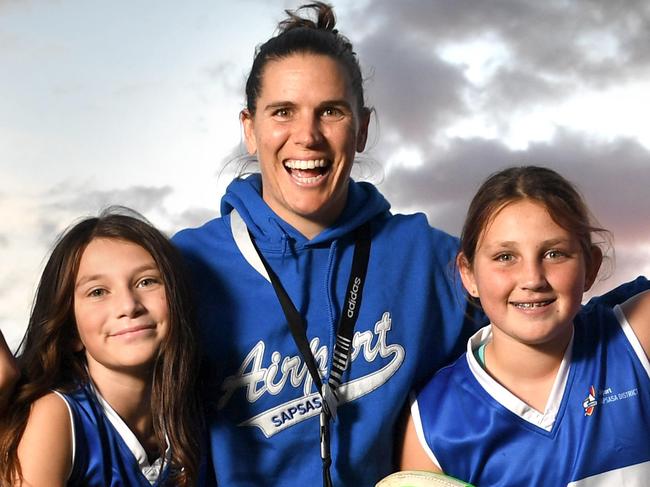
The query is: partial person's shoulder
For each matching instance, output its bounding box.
[17,392,73,486]
[621,289,650,322]
[583,276,650,310]
[620,289,650,361]
[26,391,72,435]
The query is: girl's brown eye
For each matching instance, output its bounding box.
[88,288,106,297]
[137,277,160,288]
[545,250,567,259]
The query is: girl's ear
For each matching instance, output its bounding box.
[457,253,479,298]
[240,109,257,155]
[584,245,603,291]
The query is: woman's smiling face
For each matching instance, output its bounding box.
[241,53,369,239]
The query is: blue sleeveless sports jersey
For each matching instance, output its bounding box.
[56,383,170,486]
[413,302,650,486]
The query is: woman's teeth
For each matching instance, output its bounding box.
[284,159,327,169]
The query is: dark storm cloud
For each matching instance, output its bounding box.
[32,183,175,242]
[48,184,174,215]
[345,0,650,279]
[356,0,650,78]
[519,133,650,243]
[359,30,469,144]
[172,207,218,230]
[34,182,218,241]
[380,130,650,245]
[378,129,650,288]
[378,136,519,234]
[482,68,571,116]
[351,0,650,143]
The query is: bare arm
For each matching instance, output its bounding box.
[0,330,19,411]
[621,289,650,361]
[398,410,443,473]
[15,393,72,487]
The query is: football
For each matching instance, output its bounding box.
[375,470,475,487]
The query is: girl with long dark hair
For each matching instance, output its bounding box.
[0,210,202,486]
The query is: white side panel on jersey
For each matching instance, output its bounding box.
[567,460,650,486]
[52,390,76,479]
[615,304,650,377]
[409,391,442,470]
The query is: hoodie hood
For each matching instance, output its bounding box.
[220,174,390,248]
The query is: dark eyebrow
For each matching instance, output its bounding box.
[262,101,296,112]
[319,99,351,107]
[541,238,573,247]
[74,263,159,290]
[318,99,353,111]
[484,237,574,251]
[75,274,105,290]
[262,99,353,113]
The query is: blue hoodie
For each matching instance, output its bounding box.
[173,175,480,486]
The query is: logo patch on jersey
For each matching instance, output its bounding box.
[582,385,640,414]
[582,385,597,416]
[599,386,638,405]
[219,311,405,437]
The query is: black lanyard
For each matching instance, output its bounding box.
[250,223,371,487]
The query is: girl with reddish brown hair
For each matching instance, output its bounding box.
[400,166,650,486]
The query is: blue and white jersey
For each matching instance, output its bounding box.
[413,301,650,486]
[56,383,170,487]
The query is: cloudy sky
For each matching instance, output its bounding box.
[2,0,649,351]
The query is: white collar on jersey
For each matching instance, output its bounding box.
[465,324,574,432]
[90,381,171,484]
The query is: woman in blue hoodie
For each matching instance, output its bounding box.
[172,2,479,486]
